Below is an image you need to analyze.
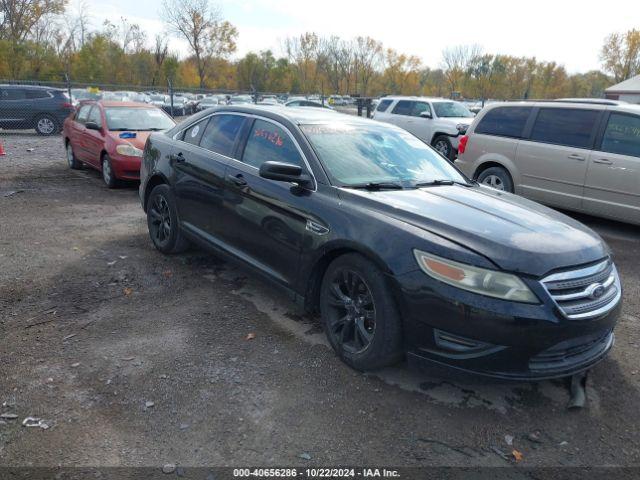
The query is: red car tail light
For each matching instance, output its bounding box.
[458,135,469,155]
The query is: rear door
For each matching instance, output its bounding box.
[222,117,311,288]
[584,110,640,224]
[172,113,246,241]
[515,107,601,210]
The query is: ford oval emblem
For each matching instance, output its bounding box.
[587,283,606,300]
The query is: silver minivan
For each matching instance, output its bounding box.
[456,100,640,225]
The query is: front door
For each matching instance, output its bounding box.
[84,105,105,166]
[516,107,601,210]
[584,111,640,224]
[222,118,311,288]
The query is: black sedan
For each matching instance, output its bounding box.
[139,106,621,380]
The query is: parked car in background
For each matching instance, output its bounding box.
[139,105,621,379]
[63,101,176,187]
[456,100,640,225]
[0,84,74,135]
[196,96,220,111]
[169,96,191,116]
[102,91,132,102]
[149,94,168,109]
[373,96,475,160]
[70,88,102,107]
[228,94,253,105]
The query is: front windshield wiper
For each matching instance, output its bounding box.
[343,181,405,191]
[413,179,472,187]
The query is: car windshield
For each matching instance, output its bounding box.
[432,101,473,118]
[104,107,175,131]
[301,123,469,187]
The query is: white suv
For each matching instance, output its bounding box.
[372,96,475,159]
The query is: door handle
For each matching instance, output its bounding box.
[567,154,585,161]
[593,158,613,165]
[170,152,185,163]
[227,173,248,187]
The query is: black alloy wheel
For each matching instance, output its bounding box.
[146,184,190,254]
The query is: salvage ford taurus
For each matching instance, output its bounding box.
[139,106,621,379]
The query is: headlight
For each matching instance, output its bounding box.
[456,123,468,133]
[116,144,143,157]
[414,250,538,303]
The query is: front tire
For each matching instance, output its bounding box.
[66,142,81,169]
[432,135,454,160]
[102,154,118,189]
[320,253,403,371]
[477,166,514,192]
[146,184,190,254]
[35,114,59,136]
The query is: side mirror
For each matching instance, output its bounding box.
[419,111,432,119]
[259,161,312,186]
[85,121,101,131]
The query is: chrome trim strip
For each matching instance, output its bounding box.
[551,274,616,301]
[542,259,609,282]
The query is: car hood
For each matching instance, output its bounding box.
[437,116,473,125]
[108,131,152,150]
[339,185,607,277]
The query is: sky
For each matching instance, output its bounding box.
[73,0,640,73]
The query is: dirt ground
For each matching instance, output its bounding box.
[1,131,640,470]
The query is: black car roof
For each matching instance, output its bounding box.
[0,84,63,91]
[209,105,374,126]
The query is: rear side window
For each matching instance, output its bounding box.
[182,118,208,145]
[530,108,599,149]
[199,114,245,157]
[601,113,640,158]
[376,99,393,112]
[242,119,303,169]
[391,100,414,116]
[75,105,92,123]
[25,89,51,99]
[475,106,531,138]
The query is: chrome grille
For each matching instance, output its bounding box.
[541,259,621,319]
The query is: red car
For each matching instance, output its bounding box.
[63,100,176,187]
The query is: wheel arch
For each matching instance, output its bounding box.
[473,160,515,182]
[302,242,394,314]
[143,173,171,212]
[430,131,456,144]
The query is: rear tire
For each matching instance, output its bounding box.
[146,184,190,254]
[35,114,59,136]
[477,166,514,193]
[320,253,403,371]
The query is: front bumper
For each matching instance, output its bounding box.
[392,269,621,380]
[110,153,141,180]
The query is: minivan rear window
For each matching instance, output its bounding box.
[530,108,599,149]
[475,106,531,138]
[601,113,640,158]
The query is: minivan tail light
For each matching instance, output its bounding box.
[62,102,74,109]
[458,135,469,155]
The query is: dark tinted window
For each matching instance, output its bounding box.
[242,119,303,169]
[182,118,208,145]
[391,100,414,116]
[475,106,531,138]
[530,108,599,148]
[288,101,301,106]
[601,113,640,157]
[1,88,26,100]
[199,114,244,157]
[25,89,51,99]
[411,101,431,117]
[376,99,393,112]
[87,106,102,127]
[76,105,92,123]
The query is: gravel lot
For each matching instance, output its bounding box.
[1,131,639,470]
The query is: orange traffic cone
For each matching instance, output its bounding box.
[0,140,5,156]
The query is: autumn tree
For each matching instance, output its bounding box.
[162,0,237,88]
[353,36,382,96]
[441,44,481,95]
[600,29,640,82]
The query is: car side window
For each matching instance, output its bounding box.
[411,102,431,117]
[475,107,532,138]
[199,114,245,157]
[75,105,92,124]
[601,113,640,158]
[1,89,26,100]
[530,108,599,149]
[25,89,50,99]
[242,119,303,169]
[87,106,102,127]
[288,101,300,106]
[182,118,208,145]
[391,100,414,116]
[376,99,393,112]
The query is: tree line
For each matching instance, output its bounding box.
[1,0,639,99]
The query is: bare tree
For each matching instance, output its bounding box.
[441,44,482,95]
[283,32,320,93]
[152,34,169,86]
[161,0,237,88]
[600,29,640,82]
[353,36,382,96]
